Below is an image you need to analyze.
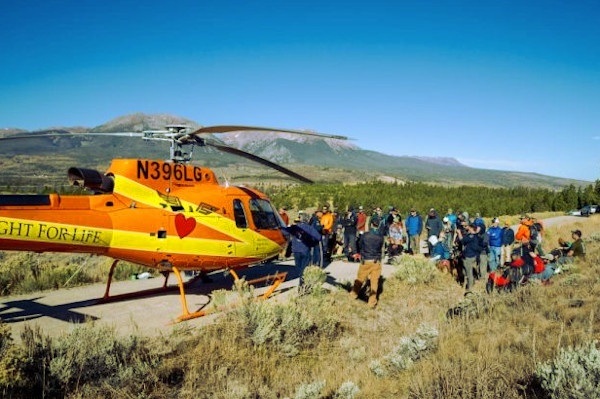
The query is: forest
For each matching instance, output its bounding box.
[264,180,600,216]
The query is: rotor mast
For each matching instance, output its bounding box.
[142,124,198,164]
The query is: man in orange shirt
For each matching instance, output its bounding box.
[515,215,532,242]
[320,205,335,263]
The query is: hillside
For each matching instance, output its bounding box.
[0,113,588,190]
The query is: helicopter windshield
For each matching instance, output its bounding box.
[248,199,280,230]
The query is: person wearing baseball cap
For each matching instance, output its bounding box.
[487,217,503,272]
[551,229,585,271]
[500,220,515,266]
[405,207,423,254]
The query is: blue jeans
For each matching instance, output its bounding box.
[488,246,501,271]
[531,263,555,280]
[311,242,323,267]
[294,250,311,284]
[557,256,574,266]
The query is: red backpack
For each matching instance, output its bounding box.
[533,256,545,274]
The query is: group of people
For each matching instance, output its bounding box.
[281,205,386,307]
[280,205,587,306]
[488,222,586,292]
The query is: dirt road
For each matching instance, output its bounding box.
[0,257,396,341]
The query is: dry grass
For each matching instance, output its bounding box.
[1,216,599,398]
[0,252,153,295]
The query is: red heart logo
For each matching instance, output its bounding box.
[175,214,196,238]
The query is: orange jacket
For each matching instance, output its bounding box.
[515,221,532,242]
[320,212,334,234]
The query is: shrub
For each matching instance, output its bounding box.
[293,380,326,399]
[233,295,341,357]
[210,277,255,312]
[446,292,491,319]
[535,340,600,399]
[392,256,439,285]
[370,324,439,377]
[299,265,327,296]
[333,381,360,399]
[2,323,162,398]
[0,323,28,395]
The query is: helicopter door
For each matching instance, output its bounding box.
[233,199,249,230]
[232,198,254,256]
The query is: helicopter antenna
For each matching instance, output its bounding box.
[215,167,230,187]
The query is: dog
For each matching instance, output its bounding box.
[436,259,452,273]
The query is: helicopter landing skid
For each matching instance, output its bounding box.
[175,268,288,322]
[98,260,288,322]
[98,260,203,304]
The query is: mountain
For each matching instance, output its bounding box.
[216,131,583,189]
[0,113,589,190]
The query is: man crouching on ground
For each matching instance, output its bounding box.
[350,219,385,308]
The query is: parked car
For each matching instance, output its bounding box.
[568,205,599,217]
[580,204,599,217]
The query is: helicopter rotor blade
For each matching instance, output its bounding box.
[0,125,337,184]
[0,131,144,141]
[201,138,314,184]
[189,125,348,141]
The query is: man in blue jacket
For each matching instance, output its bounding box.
[286,215,322,286]
[487,218,503,272]
[405,208,423,254]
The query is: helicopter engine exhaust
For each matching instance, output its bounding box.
[68,167,114,193]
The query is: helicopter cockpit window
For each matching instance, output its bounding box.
[248,199,279,229]
[233,199,248,229]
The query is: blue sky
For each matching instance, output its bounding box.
[1,1,599,181]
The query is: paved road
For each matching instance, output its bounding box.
[536,215,582,228]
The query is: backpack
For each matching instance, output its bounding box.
[533,256,545,274]
[529,224,539,241]
[343,214,357,228]
[508,266,523,291]
[507,257,526,289]
[309,216,323,234]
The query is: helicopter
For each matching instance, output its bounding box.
[0,124,347,320]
